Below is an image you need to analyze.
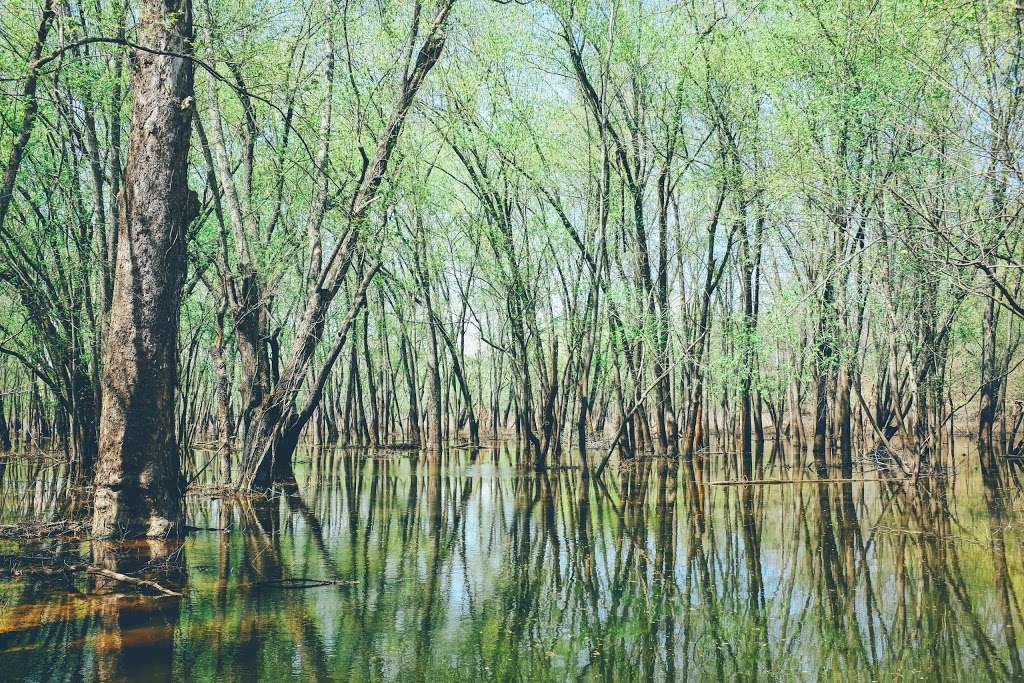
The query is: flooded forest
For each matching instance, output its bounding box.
[1,0,1024,680]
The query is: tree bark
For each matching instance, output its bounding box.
[92,0,196,537]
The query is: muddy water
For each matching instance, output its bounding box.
[1,446,1023,681]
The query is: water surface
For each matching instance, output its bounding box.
[1,445,1023,681]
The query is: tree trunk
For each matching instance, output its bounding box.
[813,280,835,477]
[212,306,233,483]
[400,334,421,445]
[979,294,1000,454]
[92,0,196,537]
[0,394,10,452]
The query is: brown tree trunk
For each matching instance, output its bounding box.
[400,334,421,445]
[837,369,853,477]
[0,394,10,452]
[212,305,234,483]
[92,0,196,537]
[813,280,835,477]
[740,222,755,478]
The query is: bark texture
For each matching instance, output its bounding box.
[92,0,196,537]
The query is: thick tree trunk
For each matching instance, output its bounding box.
[92,0,196,537]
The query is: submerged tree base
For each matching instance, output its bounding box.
[91,486,185,539]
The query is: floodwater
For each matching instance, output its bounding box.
[1,445,1024,681]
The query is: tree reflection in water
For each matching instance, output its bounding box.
[1,444,1023,681]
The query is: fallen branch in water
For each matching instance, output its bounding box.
[0,519,89,540]
[257,577,357,589]
[708,477,898,486]
[187,483,274,499]
[65,563,183,597]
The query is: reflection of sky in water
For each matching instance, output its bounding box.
[0,444,1023,681]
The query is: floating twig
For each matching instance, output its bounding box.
[708,477,896,486]
[65,563,183,597]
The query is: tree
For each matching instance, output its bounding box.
[91,0,198,536]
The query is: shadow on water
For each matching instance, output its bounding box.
[1,442,1024,681]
